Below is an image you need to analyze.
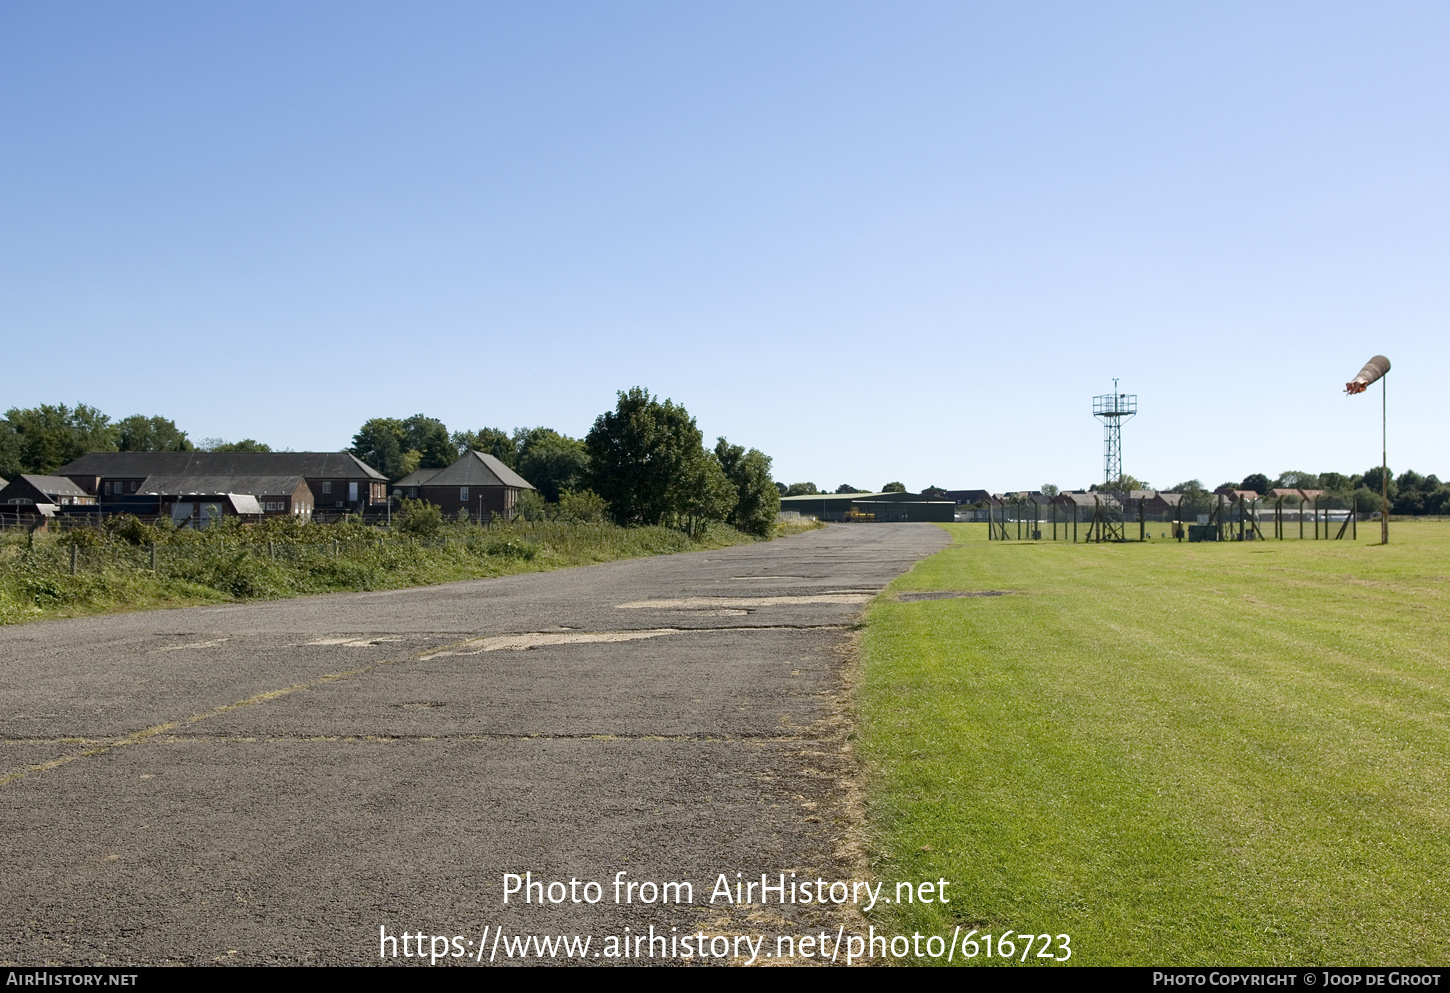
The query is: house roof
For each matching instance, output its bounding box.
[58,452,387,481]
[226,494,263,515]
[14,474,91,499]
[137,475,310,497]
[392,468,442,488]
[415,451,535,490]
[1051,491,1106,507]
[943,489,995,505]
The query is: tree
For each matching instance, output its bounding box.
[784,482,818,496]
[1240,473,1270,495]
[1091,475,1147,492]
[350,418,409,480]
[1169,479,1212,516]
[5,403,118,473]
[585,388,707,527]
[714,437,781,537]
[116,414,192,452]
[881,481,906,493]
[1274,470,1321,489]
[205,438,271,453]
[1040,484,1060,498]
[834,484,864,494]
[515,428,589,502]
[678,450,736,533]
[1360,465,1397,505]
[452,427,516,467]
[0,424,19,479]
[401,414,454,470]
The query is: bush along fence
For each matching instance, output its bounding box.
[0,514,759,624]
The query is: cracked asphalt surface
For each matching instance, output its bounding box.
[0,523,948,965]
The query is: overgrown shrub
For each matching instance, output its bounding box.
[396,498,444,537]
[557,489,608,523]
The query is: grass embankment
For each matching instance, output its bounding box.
[859,521,1450,966]
[0,516,820,625]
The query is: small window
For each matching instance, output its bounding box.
[322,481,332,494]
[104,482,112,495]
[460,487,469,502]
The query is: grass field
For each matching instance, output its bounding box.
[858,522,1450,966]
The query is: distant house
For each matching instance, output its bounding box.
[0,474,99,523]
[135,475,313,525]
[1268,488,1325,504]
[55,452,387,516]
[392,451,535,520]
[943,489,998,507]
[1213,487,1261,503]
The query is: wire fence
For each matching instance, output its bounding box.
[981,495,1365,543]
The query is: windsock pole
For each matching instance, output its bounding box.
[1345,355,1391,545]
[1381,372,1388,545]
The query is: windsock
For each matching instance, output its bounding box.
[1345,355,1391,395]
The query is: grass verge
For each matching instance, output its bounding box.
[858,521,1450,966]
[0,516,821,625]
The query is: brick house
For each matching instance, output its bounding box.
[392,451,535,520]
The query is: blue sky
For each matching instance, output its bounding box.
[3,2,1446,492]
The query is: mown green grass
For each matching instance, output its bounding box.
[859,522,1450,966]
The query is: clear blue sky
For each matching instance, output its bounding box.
[3,2,1446,492]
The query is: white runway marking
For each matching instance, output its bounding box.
[419,629,683,659]
[616,594,871,609]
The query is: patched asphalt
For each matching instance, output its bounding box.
[0,523,948,965]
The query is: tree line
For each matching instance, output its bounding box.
[0,403,269,479]
[0,393,781,537]
[353,389,780,537]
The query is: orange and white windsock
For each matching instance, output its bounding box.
[1345,355,1391,395]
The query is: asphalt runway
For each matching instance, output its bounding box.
[0,523,948,966]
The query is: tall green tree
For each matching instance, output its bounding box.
[714,437,780,537]
[1240,473,1271,495]
[4,403,118,473]
[1360,465,1397,505]
[516,428,589,502]
[350,418,409,480]
[452,427,516,467]
[585,387,706,527]
[205,438,271,452]
[401,414,455,469]
[116,414,193,452]
[0,425,19,479]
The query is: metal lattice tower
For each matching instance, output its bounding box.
[1092,380,1137,489]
